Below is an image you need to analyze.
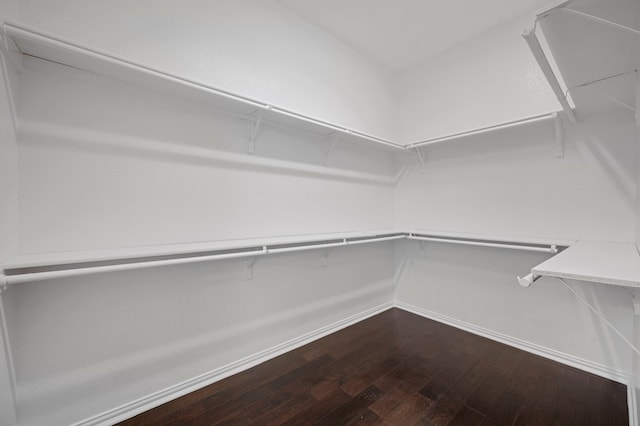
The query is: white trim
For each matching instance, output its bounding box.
[394,301,630,384]
[0,41,18,135]
[71,302,394,426]
[34,300,635,425]
[628,383,638,426]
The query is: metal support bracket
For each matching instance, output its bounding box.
[247,110,265,154]
[414,148,426,174]
[323,133,339,166]
[517,273,541,288]
[636,72,640,128]
[245,250,264,280]
[0,31,24,73]
[633,296,640,316]
[322,248,331,267]
[419,240,426,259]
[554,112,565,158]
[0,273,7,295]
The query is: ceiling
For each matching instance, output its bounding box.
[280,0,553,71]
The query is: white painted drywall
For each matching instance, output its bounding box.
[0,0,18,21]
[397,12,561,143]
[395,242,633,378]
[5,54,397,425]
[396,111,636,241]
[16,57,395,254]
[0,37,19,426]
[4,243,395,426]
[394,110,638,378]
[17,0,398,141]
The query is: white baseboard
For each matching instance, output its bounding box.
[394,301,630,384]
[74,300,633,426]
[73,301,394,426]
[628,384,638,426]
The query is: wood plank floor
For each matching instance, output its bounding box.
[119,308,628,425]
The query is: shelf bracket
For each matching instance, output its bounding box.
[323,133,339,166]
[517,273,541,288]
[414,148,427,174]
[247,110,264,155]
[0,32,23,73]
[636,73,640,128]
[633,291,640,316]
[554,112,564,158]
[419,240,426,259]
[245,250,263,280]
[322,248,331,267]
[0,273,7,295]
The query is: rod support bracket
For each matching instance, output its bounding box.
[517,273,541,288]
[414,148,426,174]
[634,297,640,316]
[245,249,264,280]
[247,109,266,154]
[323,133,340,166]
[322,248,331,267]
[0,273,8,294]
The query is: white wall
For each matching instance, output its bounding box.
[16,57,395,253]
[397,12,560,143]
[2,53,397,425]
[17,0,398,141]
[4,244,395,425]
[394,110,638,379]
[396,112,636,241]
[0,4,20,423]
[395,243,633,378]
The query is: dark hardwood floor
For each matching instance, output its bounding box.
[119,308,628,425]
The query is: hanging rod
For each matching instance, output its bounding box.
[406,112,560,149]
[407,233,559,254]
[0,233,406,286]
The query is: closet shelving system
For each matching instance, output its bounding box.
[1,7,639,290]
[0,3,639,425]
[519,0,640,289]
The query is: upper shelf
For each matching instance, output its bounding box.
[538,1,640,117]
[532,240,640,288]
[1,23,407,153]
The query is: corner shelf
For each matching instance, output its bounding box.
[538,4,640,117]
[532,240,640,288]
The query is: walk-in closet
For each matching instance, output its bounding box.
[0,0,639,424]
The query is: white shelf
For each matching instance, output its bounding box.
[532,240,640,288]
[539,4,640,116]
[2,23,407,154]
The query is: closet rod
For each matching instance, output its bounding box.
[406,112,559,149]
[407,234,558,254]
[1,234,405,286]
